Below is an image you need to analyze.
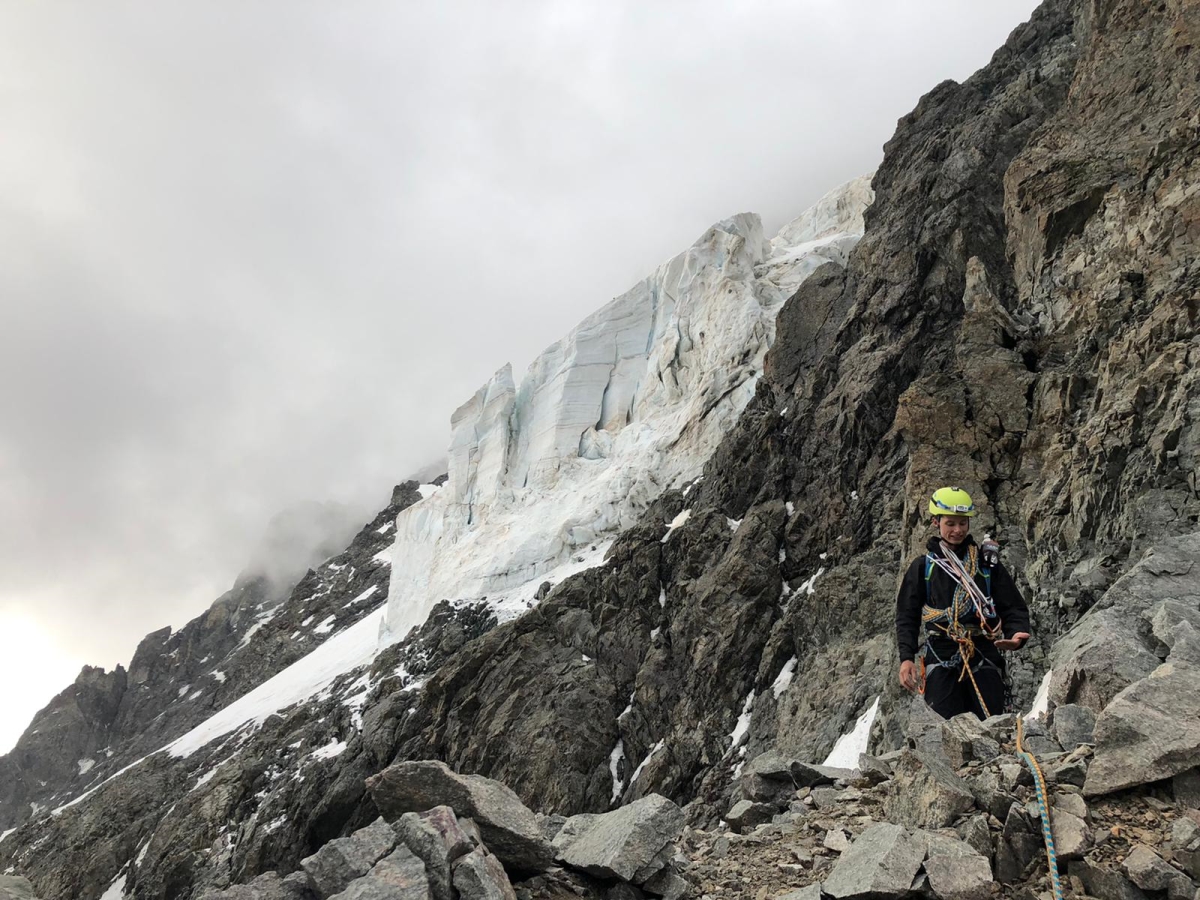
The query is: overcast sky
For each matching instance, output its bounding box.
[0,0,1041,753]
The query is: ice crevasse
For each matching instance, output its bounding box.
[382,175,874,643]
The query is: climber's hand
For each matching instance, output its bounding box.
[995,632,1031,652]
[899,660,920,692]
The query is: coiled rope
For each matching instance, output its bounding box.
[920,542,1004,715]
[1016,716,1064,900]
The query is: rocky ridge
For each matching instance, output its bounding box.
[3,0,1200,897]
[0,480,437,834]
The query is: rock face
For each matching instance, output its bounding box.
[0,481,430,834]
[5,1,1200,899]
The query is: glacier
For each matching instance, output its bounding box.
[76,176,872,769]
[383,174,873,643]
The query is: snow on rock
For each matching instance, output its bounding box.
[309,739,348,761]
[383,179,871,644]
[729,690,756,753]
[166,609,386,758]
[771,657,798,699]
[99,870,128,900]
[0,828,15,844]
[629,739,665,786]
[313,616,336,635]
[823,696,880,769]
[344,584,379,608]
[1025,669,1052,721]
[77,758,95,776]
[210,670,226,683]
[609,739,626,803]
[661,510,692,543]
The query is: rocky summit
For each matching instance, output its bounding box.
[3,0,1200,899]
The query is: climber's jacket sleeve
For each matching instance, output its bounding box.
[990,561,1032,642]
[895,556,926,663]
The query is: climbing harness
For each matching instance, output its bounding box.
[1016,717,1064,900]
[918,542,1005,715]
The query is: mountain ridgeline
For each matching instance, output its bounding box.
[2,0,1198,898]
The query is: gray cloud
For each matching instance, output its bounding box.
[0,0,1040,747]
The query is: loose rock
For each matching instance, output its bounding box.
[822,823,925,899]
[367,761,553,874]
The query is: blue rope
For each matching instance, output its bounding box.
[1016,717,1064,900]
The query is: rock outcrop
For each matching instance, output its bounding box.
[4,0,1200,898]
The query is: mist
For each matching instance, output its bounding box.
[0,0,1041,752]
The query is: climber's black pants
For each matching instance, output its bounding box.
[924,656,1005,720]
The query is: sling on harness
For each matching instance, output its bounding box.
[918,541,1005,716]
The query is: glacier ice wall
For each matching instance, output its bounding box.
[383,176,873,643]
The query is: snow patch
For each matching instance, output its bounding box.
[785,501,795,517]
[1025,669,1052,721]
[823,696,880,769]
[0,828,14,844]
[629,739,665,786]
[344,584,379,608]
[661,509,692,543]
[798,567,826,596]
[313,616,336,635]
[77,758,95,776]
[310,739,347,761]
[609,739,626,803]
[167,609,387,758]
[100,870,128,900]
[771,657,798,699]
[726,517,741,532]
[729,690,756,752]
[417,483,443,499]
[375,521,395,535]
[210,670,226,683]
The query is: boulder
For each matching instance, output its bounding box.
[553,794,684,883]
[995,803,1041,884]
[923,852,991,900]
[366,761,553,874]
[883,751,975,828]
[642,869,689,900]
[1085,661,1200,796]
[956,815,992,861]
[1123,846,1180,892]
[0,876,40,900]
[790,761,854,788]
[1176,768,1200,810]
[857,754,893,785]
[301,817,400,898]
[330,845,432,900]
[394,807,475,900]
[197,872,311,900]
[822,823,925,899]
[1069,859,1149,900]
[979,714,1015,742]
[776,886,822,900]
[823,828,851,853]
[941,714,1000,768]
[451,847,516,900]
[963,767,1012,821]
[1052,792,1088,820]
[742,751,795,801]
[1051,808,1089,860]
[1051,704,1096,748]
[723,800,775,833]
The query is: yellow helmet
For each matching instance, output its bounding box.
[929,486,975,517]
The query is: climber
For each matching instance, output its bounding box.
[895,486,1032,720]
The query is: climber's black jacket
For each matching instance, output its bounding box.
[895,534,1031,665]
